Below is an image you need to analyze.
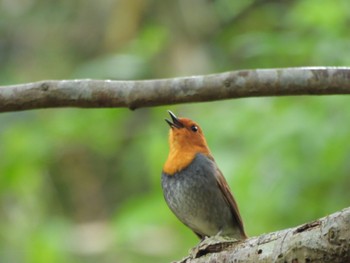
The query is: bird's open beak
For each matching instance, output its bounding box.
[165,110,184,129]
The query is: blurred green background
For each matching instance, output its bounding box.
[1,0,350,262]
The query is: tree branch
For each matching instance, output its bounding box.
[1,67,350,113]
[177,207,350,263]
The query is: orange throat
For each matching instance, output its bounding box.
[163,143,211,175]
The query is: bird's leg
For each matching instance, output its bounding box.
[189,231,239,258]
[204,230,234,244]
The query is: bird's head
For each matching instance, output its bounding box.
[165,111,210,156]
[163,111,211,174]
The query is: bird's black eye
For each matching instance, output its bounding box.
[191,125,198,132]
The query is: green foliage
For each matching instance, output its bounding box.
[1,1,350,262]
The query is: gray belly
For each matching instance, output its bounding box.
[161,153,236,237]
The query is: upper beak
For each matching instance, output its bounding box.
[165,110,184,129]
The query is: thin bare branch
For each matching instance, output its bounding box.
[1,67,350,113]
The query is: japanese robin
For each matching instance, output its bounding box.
[161,111,247,240]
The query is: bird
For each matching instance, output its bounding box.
[161,111,247,240]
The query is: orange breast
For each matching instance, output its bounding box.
[163,151,195,175]
[163,146,211,175]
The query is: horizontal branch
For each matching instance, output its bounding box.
[178,207,350,263]
[1,67,350,112]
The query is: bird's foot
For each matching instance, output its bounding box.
[189,235,239,259]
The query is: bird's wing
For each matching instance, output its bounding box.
[214,164,247,238]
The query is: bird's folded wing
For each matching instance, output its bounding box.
[214,167,247,238]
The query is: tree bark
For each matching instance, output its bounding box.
[1,67,350,113]
[176,207,350,263]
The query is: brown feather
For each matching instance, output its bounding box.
[212,157,247,238]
